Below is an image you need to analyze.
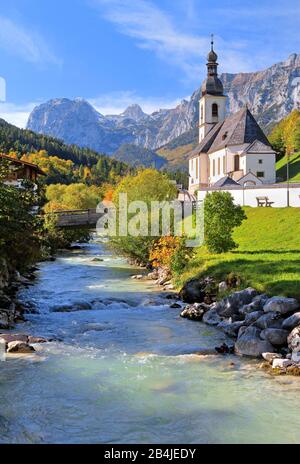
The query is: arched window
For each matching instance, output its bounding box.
[200,105,204,123]
[234,155,240,171]
[212,103,218,118]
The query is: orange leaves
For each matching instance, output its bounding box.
[149,236,181,269]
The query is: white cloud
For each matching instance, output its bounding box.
[89,90,186,115]
[90,0,256,78]
[0,16,61,65]
[0,102,37,128]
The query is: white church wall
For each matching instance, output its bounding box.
[244,153,276,184]
[197,184,300,208]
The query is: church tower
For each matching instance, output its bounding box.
[199,36,227,142]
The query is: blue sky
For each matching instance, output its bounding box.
[0,0,299,127]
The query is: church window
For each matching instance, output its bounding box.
[257,171,265,178]
[222,131,228,141]
[201,105,204,123]
[212,103,218,118]
[234,155,240,171]
[196,158,199,179]
[218,158,220,175]
[223,156,226,173]
[213,160,216,177]
[259,159,263,164]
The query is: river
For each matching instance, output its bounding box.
[0,238,300,444]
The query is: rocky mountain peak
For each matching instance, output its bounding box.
[121,104,146,121]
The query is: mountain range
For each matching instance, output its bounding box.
[27,54,300,168]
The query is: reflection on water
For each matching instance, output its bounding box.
[0,239,300,444]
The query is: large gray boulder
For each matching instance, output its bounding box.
[202,308,222,326]
[287,326,300,352]
[282,312,300,331]
[239,294,269,315]
[215,288,258,318]
[263,297,299,315]
[260,328,289,346]
[179,277,216,304]
[244,311,264,326]
[217,320,244,338]
[235,326,273,357]
[255,312,284,329]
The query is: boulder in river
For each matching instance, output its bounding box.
[202,308,222,326]
[282,312,300,331]
[244,311,264,326]
[215,287,258,318]
[217,320,244,338]
[235,326,273,357]
[260,328,289,346]
[0,333,28,344]
[263,297,299,315]
[179,277,216,304]
[7,341,35,354]
[180,303,207,321]
[255,312,283,330]
[287,326,300,352]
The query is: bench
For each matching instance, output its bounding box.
[256,196,274,207]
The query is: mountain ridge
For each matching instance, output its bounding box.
[27,54,300,159]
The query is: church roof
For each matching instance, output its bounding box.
[208,107,271,153]
[212,176,240,187]
[188,122,223,159]
[241,139,276,155]
[189,107,274,158]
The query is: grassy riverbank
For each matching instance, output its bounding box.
[176,207,300,299]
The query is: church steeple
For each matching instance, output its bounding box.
[201,35,224,97]
[199,35,227,142]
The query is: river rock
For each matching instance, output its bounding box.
[51,301,92,312]
[180,303,207,321]
[215,288,258,318]
[291,351,300,363]
[287,326,300,352]
[263,297,299,315]
[272,358,293,369]
[0,333,28,344]
[239,294,268,315]
[217,320,244,338]
[179,277,216,304]
[260,328,289,346]
[282,312,300,330]
[262,352,283,363]
[28,336,48,344]
[255,312,283,329]
[7,341,35,354]
[235,326,273,357]
[202,308,222,326]
[244,310,264,325]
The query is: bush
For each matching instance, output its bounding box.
[204,191,246,253]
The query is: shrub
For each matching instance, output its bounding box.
[204,191,246,253]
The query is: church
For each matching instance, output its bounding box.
[188,39,276,195]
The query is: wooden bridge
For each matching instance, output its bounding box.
[50,209,104,228]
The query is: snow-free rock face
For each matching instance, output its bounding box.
[27,55,300,155]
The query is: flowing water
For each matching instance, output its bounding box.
[0,239,300,444]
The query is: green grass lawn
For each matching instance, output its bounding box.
[276,151,300,182]
[177,207,300,299]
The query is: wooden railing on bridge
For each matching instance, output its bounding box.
[49,208,104,228]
